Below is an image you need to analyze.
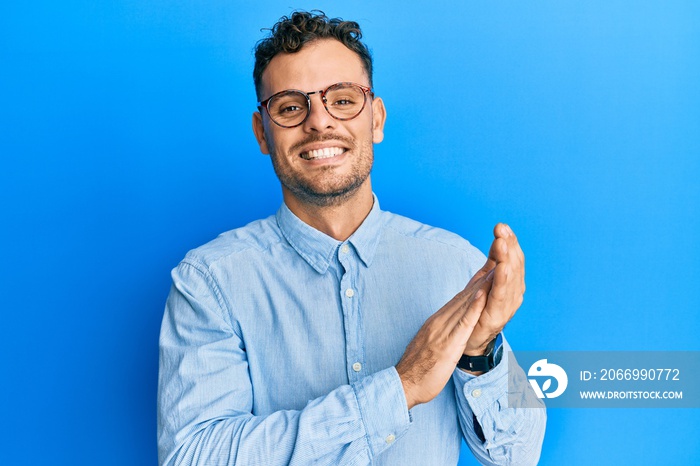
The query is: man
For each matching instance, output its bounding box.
[158,11,545,466]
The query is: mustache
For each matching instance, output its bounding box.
[289,133,355,154]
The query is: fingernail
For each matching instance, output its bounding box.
[475,289,484,299]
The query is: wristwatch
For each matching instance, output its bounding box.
[457,334,503,373]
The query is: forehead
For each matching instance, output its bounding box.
[261,39,368,97]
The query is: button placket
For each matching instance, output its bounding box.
[338,243,364,382]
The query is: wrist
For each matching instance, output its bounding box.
[463,341,491,357]
[396,367,417,410]
[457,334,503,374]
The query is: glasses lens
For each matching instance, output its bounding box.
[324,83,367,120]
[267,91,308,127]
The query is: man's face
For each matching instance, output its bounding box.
[252,39,386,207]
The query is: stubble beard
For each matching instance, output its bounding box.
[267,135,374,208]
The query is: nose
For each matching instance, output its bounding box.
[302,93,336,133]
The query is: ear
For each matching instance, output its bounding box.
[371,97,386,144]
[252,111,270,155]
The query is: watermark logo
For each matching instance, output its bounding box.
[528,359,568,398]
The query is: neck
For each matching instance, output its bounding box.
[282,180,374,241]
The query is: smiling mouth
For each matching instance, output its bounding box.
[300,146,347,160]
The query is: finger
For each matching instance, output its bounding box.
[478,223,507,274]
[507,236,525,291]
[452,282,489,344]
[502,224,524,265]
[438,269,492,329]
[494,223,525,293]
[428,281,479,327]
[445,268,493,331]
[465,225,524,350]
[467,257,496,290]
[486,260,509,308]
[488,235,509,266]
[482,252,514,315]
[501,225,525,292]
[494,222,511,240]
[483,260,521,323]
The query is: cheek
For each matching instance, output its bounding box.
[266,128,292,154]
[267,134,298,166]
[345,120,373,144]
[263,132,276,155]
[264,129,284,156]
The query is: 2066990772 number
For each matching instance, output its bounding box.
[599,368,680,381]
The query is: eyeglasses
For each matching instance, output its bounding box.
[258,82,374,128]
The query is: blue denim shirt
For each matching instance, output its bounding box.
[158,196,545,465]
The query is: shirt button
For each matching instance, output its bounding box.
[385,434,396,444]
[345,288,355,298]
[352,362,362,372]
[341,244,350,254]
[471,389,482,398]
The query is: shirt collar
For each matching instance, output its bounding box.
[276,194,384,274]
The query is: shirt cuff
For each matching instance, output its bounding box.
[452,335,510,421]
[351,367,412,459]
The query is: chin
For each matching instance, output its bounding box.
[289,178,369,207]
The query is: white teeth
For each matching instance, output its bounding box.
[301,146,345,160]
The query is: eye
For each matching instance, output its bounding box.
[330,96,357,107]
[272,99,305,117]
[269,92,307,118]
[278,104,303,114]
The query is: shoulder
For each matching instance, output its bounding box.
[179,215,283,270]
[379,210,486,267]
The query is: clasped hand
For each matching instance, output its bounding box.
[396,223,525,410]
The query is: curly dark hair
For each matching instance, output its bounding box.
[253,10,373,100]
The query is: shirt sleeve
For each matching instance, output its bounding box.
[451,335,546,466]
[158,260,412,466]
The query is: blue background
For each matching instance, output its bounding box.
[1,1,698,464]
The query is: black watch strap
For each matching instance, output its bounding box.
[457,335,502,372]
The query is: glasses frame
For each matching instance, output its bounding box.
[258,82,374,128]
